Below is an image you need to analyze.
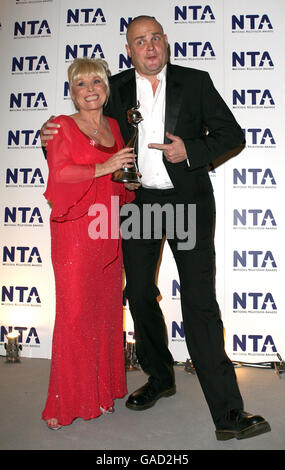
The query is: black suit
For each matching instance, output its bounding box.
[105,63,244,425]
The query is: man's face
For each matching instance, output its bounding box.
[126,19,169,77]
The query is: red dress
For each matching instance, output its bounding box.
[42,115,132,426]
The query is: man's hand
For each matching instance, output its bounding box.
[148,131,187,163]
[40,115,60,147]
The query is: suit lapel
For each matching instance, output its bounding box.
[164,63,183,143]
[117,69,137,143]
[119,68,137,112]
[162,64,185,186]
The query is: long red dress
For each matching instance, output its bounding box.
[42,115,131,426]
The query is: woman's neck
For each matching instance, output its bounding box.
[77,108,105,128]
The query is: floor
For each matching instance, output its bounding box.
[0,357,284,452]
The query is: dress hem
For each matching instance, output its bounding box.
[41,391,128,427]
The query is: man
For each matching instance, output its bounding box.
[41,16,270,441]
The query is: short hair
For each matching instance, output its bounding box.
[68,58,111,104]
[126,15,164,43]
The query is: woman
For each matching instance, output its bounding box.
[41,58,135,430]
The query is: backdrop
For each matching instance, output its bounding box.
[1,0,284,364]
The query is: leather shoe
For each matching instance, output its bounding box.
[126,382,176,411]
[215,409,271,440]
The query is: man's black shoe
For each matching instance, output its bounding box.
[126,382,176,411]
[215,410,271,440]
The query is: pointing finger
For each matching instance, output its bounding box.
[148,143,169,150]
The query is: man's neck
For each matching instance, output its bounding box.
[136,65,166,95]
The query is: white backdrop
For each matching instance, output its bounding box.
[1,0,284,363]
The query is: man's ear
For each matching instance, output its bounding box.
[125,44,131,58]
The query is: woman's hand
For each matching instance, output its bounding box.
[95,147,135,178]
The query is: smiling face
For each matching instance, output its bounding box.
[71,73,107,111]
[67,58,110,111]
[126,17,169,78]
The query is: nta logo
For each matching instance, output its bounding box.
[6,168,45,186]
[1,326,40,344]
[233,209,276,227]
[233,251,277,269]
[233,89,274,107]
[232,51,273,68]
[2,286,41,304]
[174,41,215,59]
[8,130,40,147]
[12,56,49,73]
[174,5,215,22]
[233,334,277,353]
[14,20,51,37]
[233,292,277,311]
[10,92,48,110]
[4,207,43,225]
[232,14,273,31]
[66,8,106,25]
[242,128,276,147]
[65,44,104,61]
[2,246,42,264]
[233,168,276,186]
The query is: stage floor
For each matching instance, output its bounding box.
[0,357,284,451]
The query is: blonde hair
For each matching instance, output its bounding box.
[68,58,111,106]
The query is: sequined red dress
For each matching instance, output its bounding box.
[42,115,131,426]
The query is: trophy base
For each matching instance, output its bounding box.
[112,167,140,184]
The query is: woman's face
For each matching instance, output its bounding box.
[71,73,107,111]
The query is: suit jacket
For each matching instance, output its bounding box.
[105,63,244,199]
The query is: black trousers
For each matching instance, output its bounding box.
[122,187,243,425]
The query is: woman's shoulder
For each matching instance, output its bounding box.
[50,115,80,141]
[105,115,118,125]
[105,115,120,131]
[51,115,74,127]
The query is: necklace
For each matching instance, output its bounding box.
[86,120,103,137]
[79,115,104,139]
[86,123,99,136]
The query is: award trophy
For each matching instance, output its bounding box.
[112,102,143,183]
